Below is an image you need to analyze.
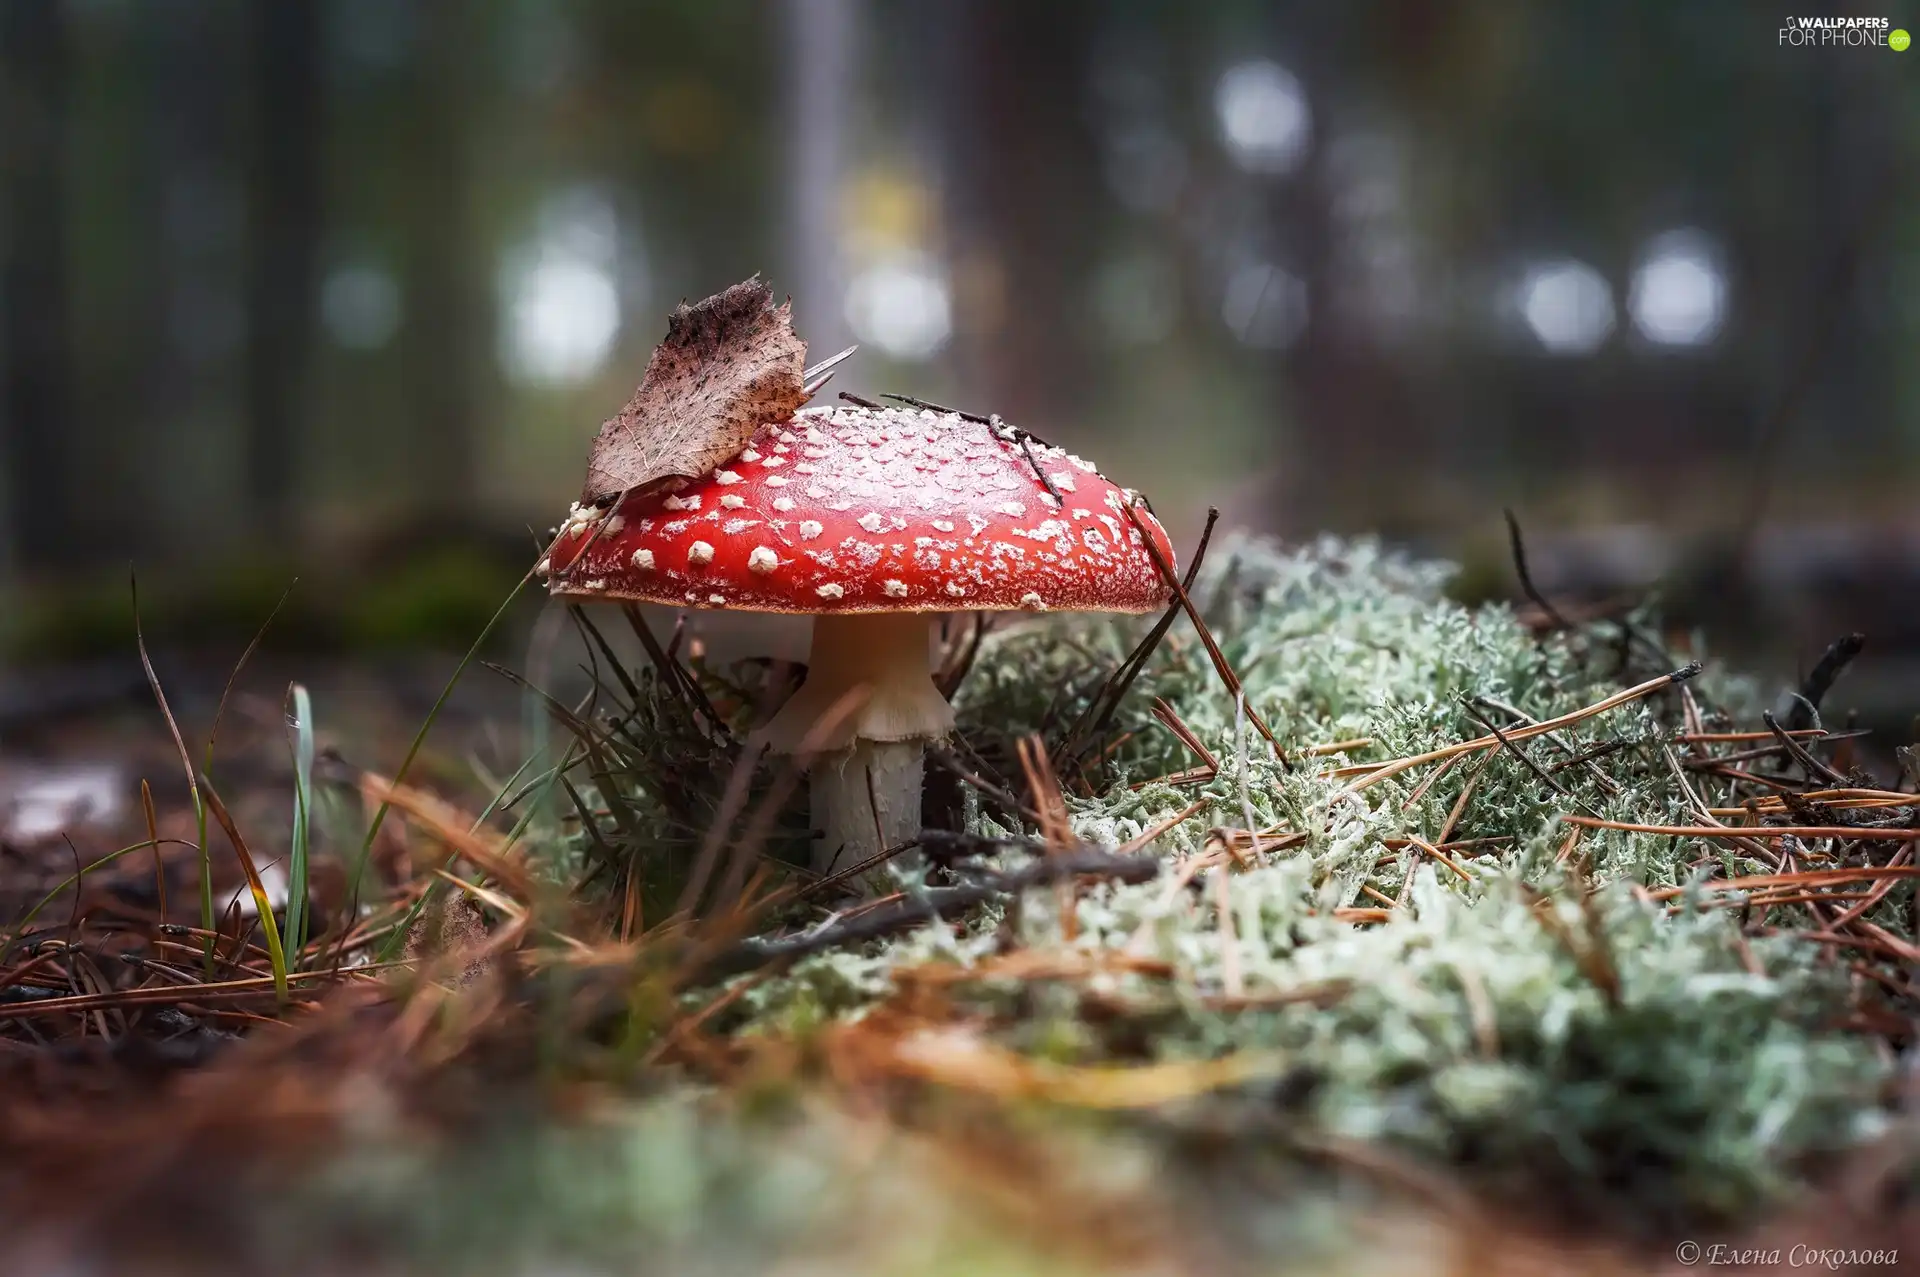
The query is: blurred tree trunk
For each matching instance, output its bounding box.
[131,1,233,568]
[402,0,480,526]
[244,0,323,542]
[1272,10,1414,535]
[0,0,75,572]
[783,0,856,356]
[929,0,1098,428]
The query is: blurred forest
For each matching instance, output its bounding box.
[1,0,1917,699]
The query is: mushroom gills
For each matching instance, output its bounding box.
[757,612,954,755]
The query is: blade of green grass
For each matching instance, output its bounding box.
[325,567,537,971]
[373,741,580,965]
[201,582,297,970]
[319,745,548,970]
[199,776,289,1003]
[472,746,547,829]
[523,604,567,846]
[351,569,534,912]
[130,575,297,974]
[350,740,554,961]
[283,682,315,962]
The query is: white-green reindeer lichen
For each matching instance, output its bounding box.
[720,534,1896,1224]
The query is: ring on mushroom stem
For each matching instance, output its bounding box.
[546,402,1176,885]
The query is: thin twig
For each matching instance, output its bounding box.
[1061,507,1219,767]
[1459,699,1599,819]
[1123,499,1287,766]
[687,850,1160,985]
[1561,818,1920,842]
[1762,710,1849,787]
[1503,508,1570,630]
[1788,633,1866,731]
[1338,664,1700,799]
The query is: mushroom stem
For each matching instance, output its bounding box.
[811,738,925,878]
[757,612,955,878]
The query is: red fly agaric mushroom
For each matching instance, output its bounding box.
[543,402,1175,879]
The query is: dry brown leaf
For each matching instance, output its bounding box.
[580,276,808,503]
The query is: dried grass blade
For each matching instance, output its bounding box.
[140,779,165,925]
[133,572,213,970]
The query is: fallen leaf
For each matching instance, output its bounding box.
[580,276,808,504]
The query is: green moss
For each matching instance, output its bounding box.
[340,545,528,651]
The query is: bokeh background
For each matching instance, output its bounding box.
[2,0,1918,724]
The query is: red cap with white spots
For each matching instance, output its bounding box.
[543,404,1176,614]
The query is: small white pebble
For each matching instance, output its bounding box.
[740,449,761,463]
[772,497,796,513]
[816,582,844,599]
[766,476,789,488]
[714,470,742,485]
[748,546,778,574]
[631,549,654,571]
[997,502,1024,517]
[663,494,699,512]
[798,520,824,540]
[707,593,727,605]
[720,494,746,510]
[945,582,967,598]
[687,541,714,566]
[883,579,908,598]
[857,512,885,533]
[761,456,786,468]
[931,519,955,533]
[1020,591,1046,610]
[582,578,607,591]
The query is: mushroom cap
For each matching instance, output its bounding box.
[543,404,1177,615]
